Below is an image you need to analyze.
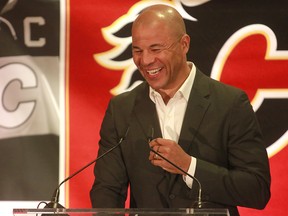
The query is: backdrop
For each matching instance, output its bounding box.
[0,0,287,215]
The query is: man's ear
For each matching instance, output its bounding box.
[181,34,190,53]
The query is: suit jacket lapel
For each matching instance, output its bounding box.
[132,70,211,149]
[169,69,211,191]
[179,69,211,152]
[133,83,162,139]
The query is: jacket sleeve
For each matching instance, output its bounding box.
[90,99,129,208]
[194,91,271,209]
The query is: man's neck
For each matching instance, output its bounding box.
[157,63,192,104]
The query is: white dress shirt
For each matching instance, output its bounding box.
[149,62,196,189]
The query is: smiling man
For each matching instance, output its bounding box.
[131,5,190,104]
[90,4,271,216]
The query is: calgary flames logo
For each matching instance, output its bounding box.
[94,0,288,157]
[211,24,288,157]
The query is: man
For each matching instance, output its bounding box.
[90,4,271,216]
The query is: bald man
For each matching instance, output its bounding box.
[90,5,270,216]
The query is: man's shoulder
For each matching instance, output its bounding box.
[195,68,244,95]
[111,81,148,103]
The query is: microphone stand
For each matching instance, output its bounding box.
[43,128,130,209]
[148,128,202,209]
[149,148,203,209]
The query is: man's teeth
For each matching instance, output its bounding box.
[147,68,161,75]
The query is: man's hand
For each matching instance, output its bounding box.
[149,138,191,174]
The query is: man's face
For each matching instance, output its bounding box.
[132,21,189,92]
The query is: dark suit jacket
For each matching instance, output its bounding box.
[90,69,271,216]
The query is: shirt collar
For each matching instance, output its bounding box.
[149,62,196,103]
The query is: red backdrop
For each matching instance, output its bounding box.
[2,1,287,215]
[67,1,288,216]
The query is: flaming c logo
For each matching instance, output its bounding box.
[211,24,288,157]
[94,0,288,158]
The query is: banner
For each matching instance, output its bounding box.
[0,0,287,215]
[0,0,62,214]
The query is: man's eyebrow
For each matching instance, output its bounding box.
[150,43,165,48]
[132,45,141,50]
[132,43,165,50]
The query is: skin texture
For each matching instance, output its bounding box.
[131,5,192,175]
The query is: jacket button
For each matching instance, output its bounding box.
[169,194,175,199]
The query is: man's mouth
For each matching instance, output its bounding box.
[147,67,162,75]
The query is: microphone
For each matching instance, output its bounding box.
[43,127,130,209]
[148,127,203,209]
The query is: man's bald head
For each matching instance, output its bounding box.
[132,4,186,38]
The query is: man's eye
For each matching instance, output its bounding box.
[151,48,161,53]
[133,50,142,54]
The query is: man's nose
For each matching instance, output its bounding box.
[141,50,155,66]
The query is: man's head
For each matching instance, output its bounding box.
[131,4,190,97]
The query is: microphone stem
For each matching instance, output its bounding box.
[49,130,129,208]
[150,147,202,208]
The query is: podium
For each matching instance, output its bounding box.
[13,208,230,216]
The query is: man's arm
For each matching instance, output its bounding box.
[195,92,271,209]
[90,100,129,208]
